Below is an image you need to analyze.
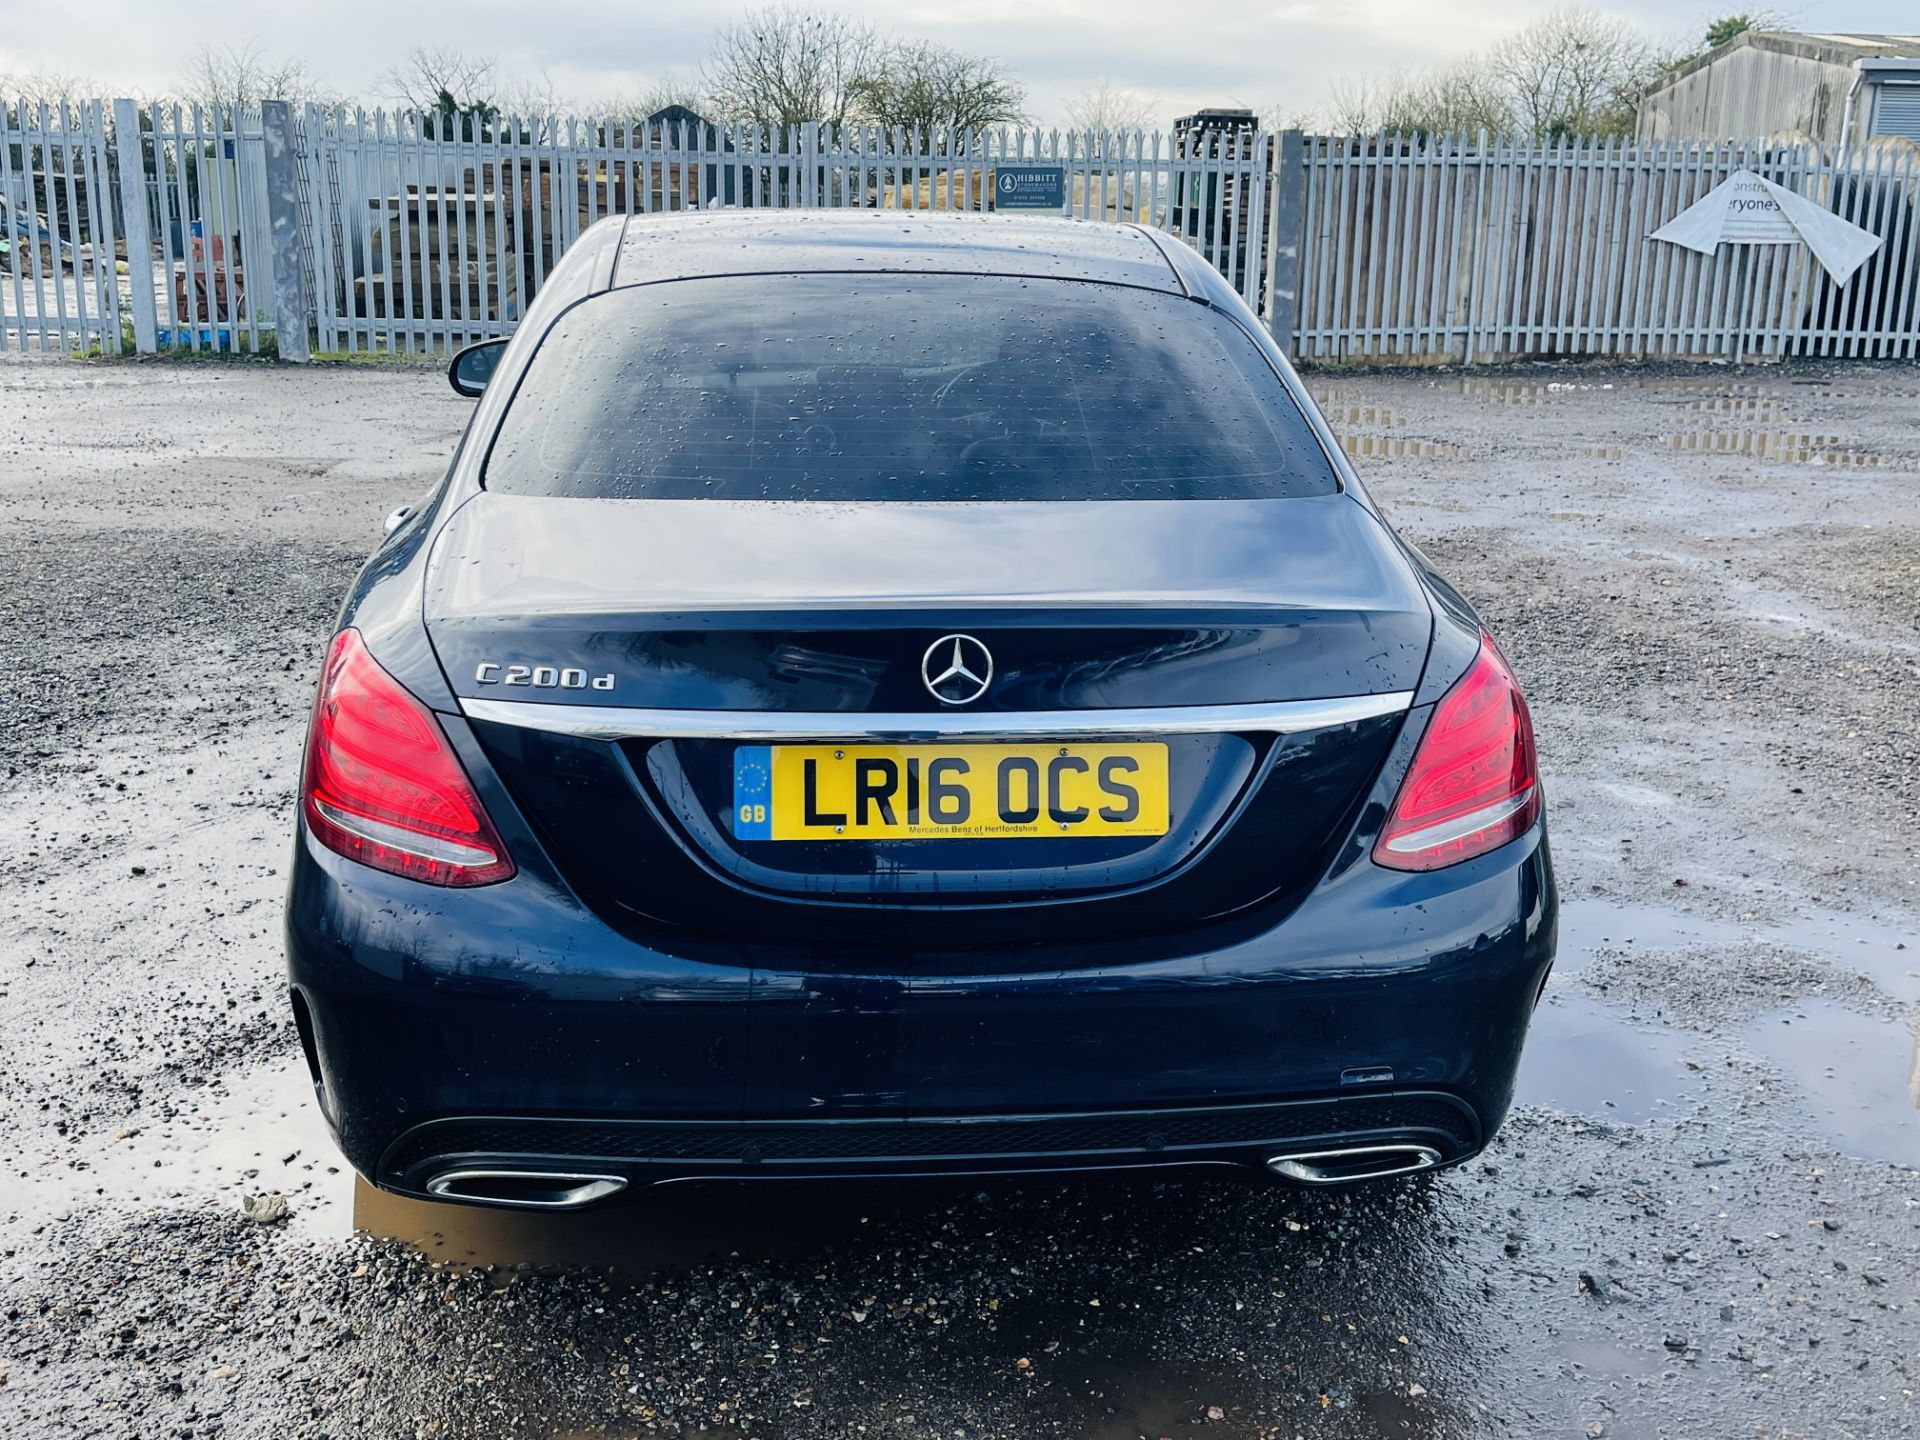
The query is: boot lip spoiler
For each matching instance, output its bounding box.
[457,691,1414,741]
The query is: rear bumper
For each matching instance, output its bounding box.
[381,1093,1480,1196]
[285,823,1555,1201]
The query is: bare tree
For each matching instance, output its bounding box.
[1261,103,1320,134]
[1431,64,1513,133]
[1325,61,1508,137]
[1065,80,1158,133]
[375,45,562,137]
[850,40,1025,138]
[1317,7,1668,139]
[497,70,561,122]
[183,42,320,112]
[702,6,887,130]
[1486,8,1659,139]
[379,45,499,116]
[1320,74,1405,136]
[590,74,714,122]
[0,70,100,121]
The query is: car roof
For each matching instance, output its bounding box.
[609,210,1187,294]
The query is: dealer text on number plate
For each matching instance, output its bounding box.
[732,743,1169,841]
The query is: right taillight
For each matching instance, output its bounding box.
[1374,635,1541,872]
[300,628,515,887]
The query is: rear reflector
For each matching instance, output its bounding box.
[1374,635,1540,872]
[301,629,515,887]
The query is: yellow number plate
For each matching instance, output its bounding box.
[731,743,1169,841]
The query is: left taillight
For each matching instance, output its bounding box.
[300,628,515,887]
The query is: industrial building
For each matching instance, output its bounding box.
[1639,30,1920,144]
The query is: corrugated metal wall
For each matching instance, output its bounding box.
[1639,46,1852,145]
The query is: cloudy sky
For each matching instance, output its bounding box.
[2,1,1913,124]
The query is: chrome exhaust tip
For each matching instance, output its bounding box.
[1265,1143,1443,1186]
[424,1169,628,1209]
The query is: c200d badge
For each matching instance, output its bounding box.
[475,662,615,691]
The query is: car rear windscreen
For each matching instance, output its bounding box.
[484,274,1339,501]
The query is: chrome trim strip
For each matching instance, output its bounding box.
[458,691,1415,741]
[1379,787,1536,855]
[458,695,1420,744]
[310,798,498,867]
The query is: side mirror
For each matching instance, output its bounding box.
[448,338,507,397]
[383,503,415,537]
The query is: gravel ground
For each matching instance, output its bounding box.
[1,354,1917,1440]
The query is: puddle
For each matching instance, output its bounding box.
[1678,390,1789,423]
[1557,1338,1666,1378]
[1527,899,1920,1159]
[1636,380,1908,468]
[1313,399,1406,430]
[1338,434,1470,460]
[1450,377,1611,404]
[1024,1356,1264,1440]
[1446,374,1785,404]
[1427,370,1916,469]
[1618,374,1806,394]
[1742,999,1920,1168]
[354,1173,969,1273]
[1072,1386,1434,1440]
[10,1054,352,1238]
[1762,909,1920,1003]
[1519,987,1707,1122]
[1524,911,1727,1122]
[1555,897,1918,1000]
[1657,429,1904,468]
[1303,384,1470,460]
[1039,1349,1443,1440]
[1556,897,1745,965]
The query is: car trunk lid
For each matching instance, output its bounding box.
[426,493,1430,709]
[425,494,1430,957]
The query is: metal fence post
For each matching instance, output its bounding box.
[1265,129,1305,354]
[110,99,158,354]
[260,100,310,362]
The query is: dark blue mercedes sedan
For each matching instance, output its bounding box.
[285,211,1555,1210]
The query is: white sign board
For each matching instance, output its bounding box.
[1649,168,1883,286]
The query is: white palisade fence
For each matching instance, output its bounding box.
[1292,132,1920,363]
[0,100,123,353]
[4,96,1917,364]
[297,112,1269,353]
